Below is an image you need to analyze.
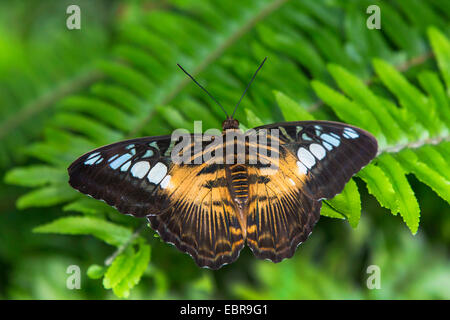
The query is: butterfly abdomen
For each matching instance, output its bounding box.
[226,164,249,208]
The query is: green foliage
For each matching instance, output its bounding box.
[0,0,112,168]
[232,218,450,300]
[33,216,133,247]
[102,240,150,298]
[1,0,449,299]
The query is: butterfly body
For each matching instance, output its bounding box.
[69,119,377,269]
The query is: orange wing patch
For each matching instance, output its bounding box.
[148,161,245,269]
[246,145,321,262]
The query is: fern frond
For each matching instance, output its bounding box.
[0,0,110,168]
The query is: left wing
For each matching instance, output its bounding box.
[68,135,175,217]
[68,134,245,269]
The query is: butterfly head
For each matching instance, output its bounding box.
[222,117,239,130]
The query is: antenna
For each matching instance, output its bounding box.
[231,57,267,119]
[177,64,228,117]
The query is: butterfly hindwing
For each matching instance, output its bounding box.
[246,144,321,262]
[148,161,245,269]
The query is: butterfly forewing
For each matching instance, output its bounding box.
[254,121,378,200]
[68,135,175,217]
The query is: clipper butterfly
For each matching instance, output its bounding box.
[68,58,378,269]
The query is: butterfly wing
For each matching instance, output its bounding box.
[68,135,175,217]
[148,162,244,269]
[68,135,244,269]
[253,120,378,200]
[246,152,322,263]
[245,121,377,262]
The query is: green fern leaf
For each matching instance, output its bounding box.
[4,0,450,298]
[358,164,398,212]
[4,165,66,187]
[112,241,151,299]
[274,90,315,121]
[322,179,361,228]
[17,185,78,209]
[87,265,106,280]
[396,149,450,204]
[377,154,421,234]
[103,246,135,290]
[428,27,450,92]
[33,216,133,247]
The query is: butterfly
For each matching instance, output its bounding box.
[68,58,378,269]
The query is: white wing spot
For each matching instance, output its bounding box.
[314,125,322,136]
[296,161,308,175]
[108,154,119,163]
[148,162,167,184]
[323,141,333,151]
[84,155,101,165]
[110,154,132,170]
[160,175,172,189]
[330,132,340,139]
[120,161,131,172]
[309,143,326,160]
[86,152,100,160]
[321,133,340,147]
[131,161,150,179]
[344,127,359,139]
[288,178,296,186]
[302,133,312,141]
[297,147,316,169]
[143,150,154,158]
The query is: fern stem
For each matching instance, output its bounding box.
[128,0,289,137]
[378,134,449,156]
[307,51,433,112]
[104,223,146,266]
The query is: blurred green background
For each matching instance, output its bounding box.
[0,0,449,299]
